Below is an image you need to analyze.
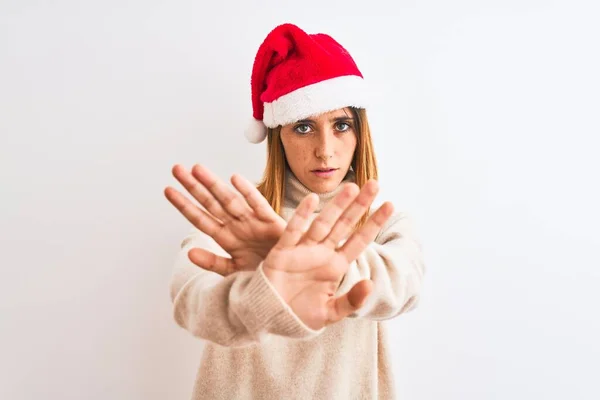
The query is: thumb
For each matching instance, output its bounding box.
[188,247,235,277]
[325,279,373,325]
[347,279,373,309]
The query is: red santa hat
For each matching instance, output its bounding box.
[245,23,370,144]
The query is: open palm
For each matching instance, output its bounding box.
[165,164,285,275]
[262,180,394,330]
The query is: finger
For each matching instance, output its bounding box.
[275,193,319,248]
[164,186,222,237]
[188,247,236,277]
[302,183,359,246]
[231,173,281,222]
[324,180,379,248]
[325,279,373,325]
[171,164,229,223]
[338,202,394,262]
[191,164,252,221]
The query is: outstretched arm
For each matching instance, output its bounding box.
[336,211,426,320]
[169,229,324,347]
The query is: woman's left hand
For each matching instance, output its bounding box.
[164,164,286,276]
[261,180,394,329]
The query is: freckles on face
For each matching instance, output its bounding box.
[279,108,358,194]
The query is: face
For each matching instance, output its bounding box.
[280,108,358,194]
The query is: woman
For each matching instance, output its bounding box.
[164,23,425,400]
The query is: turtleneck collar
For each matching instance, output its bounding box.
[283,167,356,213]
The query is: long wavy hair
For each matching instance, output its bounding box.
[256,107,378,231]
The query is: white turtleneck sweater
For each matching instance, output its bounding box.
[169,169,426,400]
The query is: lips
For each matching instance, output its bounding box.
[312,168,337,172]
[311,168,338,178]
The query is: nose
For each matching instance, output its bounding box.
[315,130,334,161]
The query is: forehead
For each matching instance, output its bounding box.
[305,108,353,122]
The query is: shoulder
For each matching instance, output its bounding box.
[373,210,420,244]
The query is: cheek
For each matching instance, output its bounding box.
[281,137,310,165]
[343,135,358,158]
[294,148,311,166]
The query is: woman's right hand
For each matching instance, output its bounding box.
[262,179,394,330]
[164,164,286,276]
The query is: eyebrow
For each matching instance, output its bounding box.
[295,116,355,124]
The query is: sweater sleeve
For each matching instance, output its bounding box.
[335,212,426,320]
[169,229,325,347]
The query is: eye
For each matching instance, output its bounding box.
[294,123,312,135]
[335,121,352,132]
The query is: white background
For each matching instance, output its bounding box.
[1,1,599,399]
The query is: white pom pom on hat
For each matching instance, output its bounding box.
[245,23,369,144]
[244,118,268,144]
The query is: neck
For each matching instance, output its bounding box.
[283,167,356,213]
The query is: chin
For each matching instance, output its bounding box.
[308,178,343,194]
